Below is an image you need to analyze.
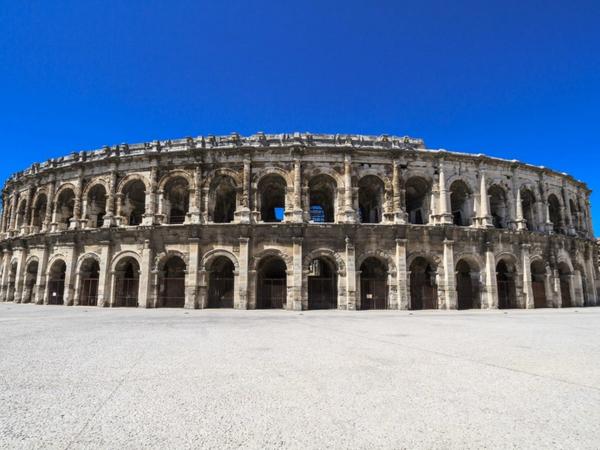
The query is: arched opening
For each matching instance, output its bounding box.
[359,257,388,310]
[7,260,17,302]
[258,175,286,222]
[456,259,481,310]
[31,194,48,231]
[55,189,75,230]
[256,256,287,309]
[309,175,336,223]
[114,257,140,307]
[121,179,146,226]
[307,257,337,309]
[48,260,67,305]
[23,260,38,303]
[489,185,508,229]
[207,256,235,308]
[79,258,100,306]
[521,189,536,231]
[496,259,518,309]
[548,194,561,234]
[86,184,107,228]
[405,177,429,225]
[558,262,572,308]
[164,177,189,224]
[358,176,384,224]
[531,260,547,308]
[450,180,472,226]
[211,176,237,223]
[409,257,438,310]
[16,200,27,231]
[158,256,186,308]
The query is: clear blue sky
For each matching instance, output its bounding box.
[1,1,599,232]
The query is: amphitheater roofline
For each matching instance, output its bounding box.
[2,132,590,193]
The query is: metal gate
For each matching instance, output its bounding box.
[79,278,99,306]
[497,279,516,309]
[47,280,65,305]
[360,278,387,310]
[457,273,476,310]
[115,278,139,307]
[161,277,185,308]
[258,278,286,309]
[208,275,234,308]
[308,277,337,309]
[410,272,437,310]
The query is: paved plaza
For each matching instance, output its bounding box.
[1,304,599,449]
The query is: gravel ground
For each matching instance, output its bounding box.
[1,303,599,449]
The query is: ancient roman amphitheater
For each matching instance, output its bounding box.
[0,133,597,310]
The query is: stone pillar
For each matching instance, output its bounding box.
[61,244,77,306]
[197,269,208,309]
[142,165,158,226]
[438,164,453,225]
[20,190,32,235]
[0,249,12,302]
[236,237,249,308]
[484,243,497,308]
[185,238,200,308]
[12,248,26,303]
[189,166,202,224]
[585,255,598,306]
[392,161,407,224]
[289,159,304,222]
[234,160,252,223]
[291,237,303,310]
[103,170,117,227]
[573,269,584,307]
[477,171,494,228]
[515,188,527,231]
[43,181,55,233]
[345,236,356,310]
[343,154,356,223]
[70,174,83,230]
[522,244,535,309]
[396,239,409,310]
[36,246,49,305]
[138,239,153,308]
[8,193,17,233]
[96,241,112,307]
[442,239,457,309]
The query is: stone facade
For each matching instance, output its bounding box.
[0,133,596,310]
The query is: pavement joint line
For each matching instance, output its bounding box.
[295,320,600,394]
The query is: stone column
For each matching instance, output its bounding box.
[185,238,200,308]
[290,237,303,310]
[201,187,210,223]
[477,171,493,228]
[43,181,55,233]
[234,160,252,223]
[142,165,158,226]
[290,159,304,222]
[8,193,17,233]
[97,241,112,307]
[342,154,356,223]
[197,269,208,309]
[70,174,83,230]
[0,249,10,302]
[236,237,249,308]
[438,164,453,225]
[138,239,153,308]
[189,166,202,224]
[12,248,26,303]
[484,243,497,308]
[442,239,457,309]
[392,161,407,224]
[522,244,535,309]
[345,236,356,310]
[20,190,32,235]
[515,188,527,231]
[396,239,409,310]
[103,170,117,227]
[61,244,77,306]
[36,246,49,304]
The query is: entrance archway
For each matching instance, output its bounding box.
[450,180,472,226]
[309,175,336,223]
[48,260,67,305]
[158,256,186,308]
[358,176,384,224]
[23,260,39,303]
[405,177,430,225]
[409,257,437,310]
[307,257,337,309]
[79,258,100,306]
[558,262,572,308]
[360,257,388,309]
[207,256,235,308]
[121,179,146,226]
[114,257,140,307]
[496,259,518,309]
[531,260,547,308]
[456,259,481,310]
[256,256,287,308]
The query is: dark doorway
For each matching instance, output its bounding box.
[23,260,39,303]
[405,177,429,225]
[358,176,384,224]
[259,175,286,222]
[309,175,336,223]
[48,260,67,305]
[558,263,572,308]
[122,179,146,226]
[497,260,517,309]
[409,257,437,310]
[79,259,100,306]
[207,256,235,308]
[360,257,388,309]
[531,260,547,308]
[114,258,140,307]
[456,260,480,310]
[257,256,287,308]
[308,257,337,309]
[159,256,186,308]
